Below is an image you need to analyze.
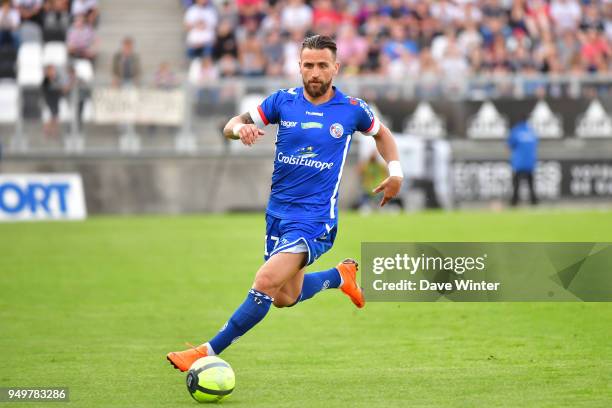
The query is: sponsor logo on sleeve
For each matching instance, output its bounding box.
[280,120,298,128]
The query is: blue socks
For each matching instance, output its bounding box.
[208,289,272,355]
[207,268,341,354]
[297,267,341,303]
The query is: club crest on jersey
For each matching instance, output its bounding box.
[329,123,344,138]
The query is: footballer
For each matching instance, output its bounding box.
[167,35,403,371]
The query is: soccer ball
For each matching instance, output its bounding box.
[186,356,235,403]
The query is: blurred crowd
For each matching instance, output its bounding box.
[0,0,99,60]
[182,0,612,81]
[0,1,101,136]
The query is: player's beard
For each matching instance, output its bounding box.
[303,78,331,98]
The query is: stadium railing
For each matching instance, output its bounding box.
[0,73,611,157]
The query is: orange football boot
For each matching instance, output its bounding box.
[166,343,208,372]
[336,258,365,308]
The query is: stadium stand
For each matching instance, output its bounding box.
[1,0,610,153]
[17,42,43,85]
[179,0,611,78]
[0,80,19,123]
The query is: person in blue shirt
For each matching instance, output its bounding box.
[508,120,539,206]
[167,35,403,371]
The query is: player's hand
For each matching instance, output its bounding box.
[373,176,403,207]
[238,124,265,146]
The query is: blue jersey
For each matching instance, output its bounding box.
[249,86,380,223]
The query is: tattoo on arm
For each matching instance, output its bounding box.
[239,112,254,124]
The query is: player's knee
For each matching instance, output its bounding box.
[252,273,279,297]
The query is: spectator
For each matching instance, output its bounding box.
[236,0,264,20]
[154,61,178,89]
[468,47,486,74]
[71,0,98,26]
[384,50,419,80]
[237,0,265,29]
[217,1,238,27]
[580,27,611,73]
[280,0,312,34]
[440,43,470,80]
[525,0,552,39]
[0,0,20,48]
[237,29,265,76]
[66,14,98,61]
[259,2,281,34]
[605,2,612,42]
[417,47,442,97]
[336,24,368,67]
[533,30,557,71]
[355,0,378,28]
[218,53,238,77]
[65,62,90,131]
[481,0,508,46]
[459,1,483,24]
[431,28,457,61]
[184,0,218,59]
[312,0,342,37]
[42,64,66,137]
[556,30,580,69]
[379,0,410,21]
[361,33,383,74]
[191,56,220,103]
[382,24,418,61]
[549,0,581,34]
[191,56,218,85]
[458,19,483,55]
[14,0,42,26]
[213,19,238,60]
[508,119,539,206]
[262,29,284,76]
[361,10,384,39]
[430,0,463,27]
[42,0,70,42]
[282,29,303,77]
[112,37,141,86]
[490,33,510,68]
[509,43,534,72]
[567,51,585,75]
[419,8,442,48]
[508,0,529,37]
[579,2,604,32]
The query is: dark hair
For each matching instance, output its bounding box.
[301,35,337,57]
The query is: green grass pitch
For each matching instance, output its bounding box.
[1,211,611,407]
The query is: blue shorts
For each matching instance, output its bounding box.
[264,214,337,266]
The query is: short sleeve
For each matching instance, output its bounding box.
[355,99,380,136]
[249,90,282,127]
